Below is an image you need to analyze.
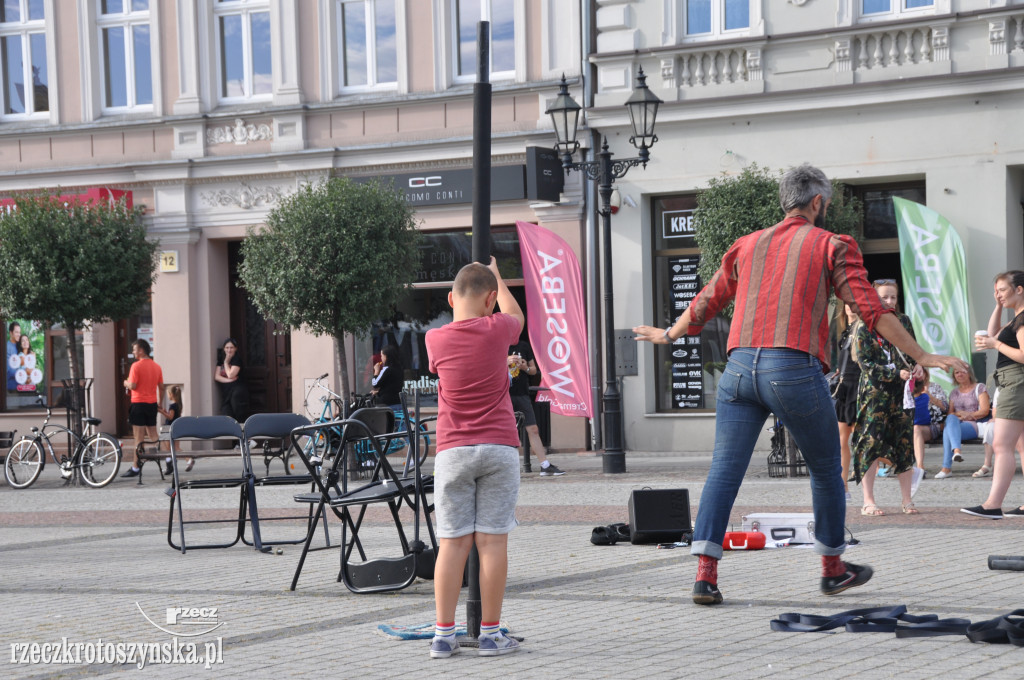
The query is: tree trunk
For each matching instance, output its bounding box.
[334,333,351,417]
[66,325,82,436]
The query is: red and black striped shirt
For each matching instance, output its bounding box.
[687,215,891,371]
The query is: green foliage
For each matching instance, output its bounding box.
[239,177,420,399]
[0,195,157,329]
[692,163,862,307]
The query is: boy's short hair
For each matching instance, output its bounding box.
[453,262,498,298]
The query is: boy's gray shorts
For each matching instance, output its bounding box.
[433,444,520,538]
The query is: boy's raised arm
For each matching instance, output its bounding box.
[488,256,524,332]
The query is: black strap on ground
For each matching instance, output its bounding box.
[772,605,969,637]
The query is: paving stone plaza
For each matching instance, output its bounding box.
[2,445,1022,679]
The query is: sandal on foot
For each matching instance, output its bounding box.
[902,503,919,515]
[973,465,992,478]
[861,505,884,516]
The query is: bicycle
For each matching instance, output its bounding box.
[301,375,431,476]
[3,396,123,489]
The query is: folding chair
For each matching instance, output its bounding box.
[287,398,436,593]
[239,413,331,551]
[166,416,247,554]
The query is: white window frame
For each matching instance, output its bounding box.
[434,0,525,89]
[682,0,753,40]
[858,0,937,23]
[0,0,53,121]
[96,0,154,113]
[335,0,399,93]
[213,0,272,104]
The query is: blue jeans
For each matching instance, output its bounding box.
[941,415,978,467]
[691,348,846,560]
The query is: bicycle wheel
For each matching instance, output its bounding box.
[79,434,122,488]
[4,439,44,489]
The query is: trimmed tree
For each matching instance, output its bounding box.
[238,177,421,407]
[693,163,862,295]
[0,193,158,411]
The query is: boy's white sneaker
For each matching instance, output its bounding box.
[429,635,460,659]
[478,632,520,656]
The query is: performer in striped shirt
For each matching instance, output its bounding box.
[634,163,966,605]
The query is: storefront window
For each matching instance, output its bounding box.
[47,326,85,408]
[652,195,729,412]
[353,226,523,406]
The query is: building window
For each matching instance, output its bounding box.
[214,0,271,101]
[453,0,516,81]
[652,195,729,413]
[861,0,934,20]
[338,0,397,90]
[0,0,48,117]
[98,0,152,110]
[685,0,750,37]
[852,182,926,241]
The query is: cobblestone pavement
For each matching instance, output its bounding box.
[2,443,1023,679]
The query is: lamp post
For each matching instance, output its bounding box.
[546,68,661,474]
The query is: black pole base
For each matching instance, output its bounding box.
[602,450,626,474]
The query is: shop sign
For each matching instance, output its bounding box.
[667,255,704,408]
[663,208,696,246]
[352,147,562,207]
[0,187,132,214]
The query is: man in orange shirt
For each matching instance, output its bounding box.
[120,339,164,478]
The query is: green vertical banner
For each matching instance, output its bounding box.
[893,197,971,391]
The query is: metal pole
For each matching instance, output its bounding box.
[470,23,491,265]
[465,19,491,642]
[597,139,625,473]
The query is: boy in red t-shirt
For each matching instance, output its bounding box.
[424,257,524,659]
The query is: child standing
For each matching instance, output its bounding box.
[424,257,524,659]
[158,386,192,474]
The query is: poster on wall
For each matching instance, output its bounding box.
[666,256,703,409]
[6,318,45,407]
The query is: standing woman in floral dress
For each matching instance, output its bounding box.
[851,279,921,516]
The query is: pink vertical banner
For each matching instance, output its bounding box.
[516,220,593,418]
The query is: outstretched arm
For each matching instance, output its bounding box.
[874,313,967,378]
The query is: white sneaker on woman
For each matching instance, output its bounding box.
[934,469,952,479]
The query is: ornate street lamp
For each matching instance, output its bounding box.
[546,68,661,474]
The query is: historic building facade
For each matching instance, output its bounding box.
[0,0,588,449]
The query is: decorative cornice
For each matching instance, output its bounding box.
[199,181,287,209]
[206,118,273,145]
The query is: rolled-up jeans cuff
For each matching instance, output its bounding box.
[816,539,846,556]
[690,540,723,560]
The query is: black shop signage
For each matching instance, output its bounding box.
[667,255,703,409]
[353,147,562,207]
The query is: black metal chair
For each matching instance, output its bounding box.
[166,416,247,554]
[287,396,436,593]
[239,413,329,552]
